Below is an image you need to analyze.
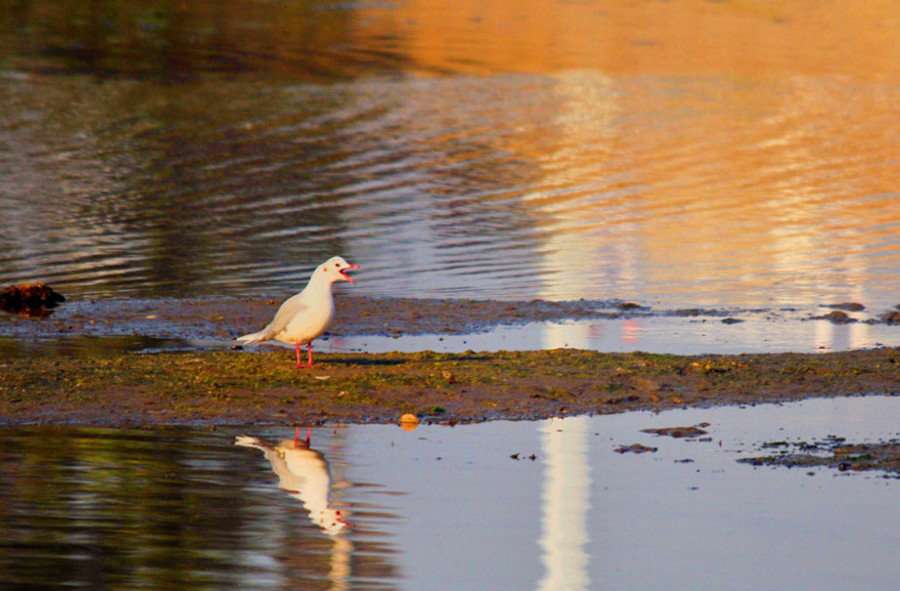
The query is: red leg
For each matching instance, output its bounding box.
[295,343,302,368]
[293,426,311,447]
[307,343,314,367]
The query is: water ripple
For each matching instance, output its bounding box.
[1,7,900,309]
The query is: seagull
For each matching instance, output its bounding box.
[236,256,359,367]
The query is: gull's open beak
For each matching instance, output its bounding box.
[340,264,360,283]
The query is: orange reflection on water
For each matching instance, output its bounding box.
[2,0,898,309]
[354,0,900,78]
[350,1,900,305]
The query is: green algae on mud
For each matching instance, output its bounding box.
[1,347,899,426]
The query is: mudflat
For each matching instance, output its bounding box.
[2,345,899,427]
[3,295,900,474]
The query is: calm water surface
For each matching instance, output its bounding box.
[1,396,899,590]
[1,1,899,310]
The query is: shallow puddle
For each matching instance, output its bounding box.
[2,396,898,590]
[325,314,900,356]
[4,299,898,358]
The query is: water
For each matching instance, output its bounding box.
[2,296,897,356]
[1,396,898,590]
[1,1,900,311]
[3,7,899,587]
[329,314,900,355]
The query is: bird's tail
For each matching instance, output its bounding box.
[235,329,269,345]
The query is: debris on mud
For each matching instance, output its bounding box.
[642,423,710,438]
[739,436,900,477]
[615,443,658,454]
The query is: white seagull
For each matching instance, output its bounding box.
[236,256,359,367]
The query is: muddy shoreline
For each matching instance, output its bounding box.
[2,344,899,426]
[0,295,700,343]
[1,295,898,428]
[3,294,899,345]
[4,295,900,475]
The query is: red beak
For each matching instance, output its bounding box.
[340,264,360,283]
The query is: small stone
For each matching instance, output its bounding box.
[399,413,420,431]
[817,310,855,324]
[824,302,865,312]
[614,443,658,454]
[880,311,900,325]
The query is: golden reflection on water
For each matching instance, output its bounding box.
[0,0,898,308]
[355,0,900,78]
[506,74,900,304]
[350,0,900,305]
[350,0,900,304]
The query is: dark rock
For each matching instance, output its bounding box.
[0,283,66,318]
[815,310,855,324]
[614,443,658,454]
[617,302,644,311]
[642,423,710,438]
[824,302,865,312]
[880,311,900,325]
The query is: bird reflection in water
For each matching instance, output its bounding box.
[236,427,350,536]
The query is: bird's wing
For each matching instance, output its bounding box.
[264,292,309,337]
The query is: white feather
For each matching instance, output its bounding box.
[237,256,357,351]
